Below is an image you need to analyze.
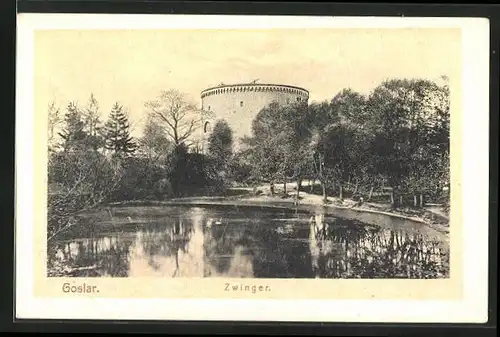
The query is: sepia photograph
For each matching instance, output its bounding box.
[42,27,453,280]
[15,13,489,322]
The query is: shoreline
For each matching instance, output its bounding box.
[108,193,450,235]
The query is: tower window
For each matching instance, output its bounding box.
[240,101,244,107]
[204,121,210,133]
[297,97,301,102]
[208,105,211,111]
[286,98,290,104]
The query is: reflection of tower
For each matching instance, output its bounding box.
[189,209,205,251]
[309,217,320,277]
[314,213,327,239]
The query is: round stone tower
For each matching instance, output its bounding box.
[199,82,309,150]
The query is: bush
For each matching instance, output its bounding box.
[47,149,122,240]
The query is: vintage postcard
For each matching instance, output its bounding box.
[15,14,490,322]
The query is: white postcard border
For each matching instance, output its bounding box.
[15,14,490,323]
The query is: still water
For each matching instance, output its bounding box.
[47,205,449,278]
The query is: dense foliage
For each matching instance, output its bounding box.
[243,78,450,206]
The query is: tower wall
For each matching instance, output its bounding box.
[200,83,309,149]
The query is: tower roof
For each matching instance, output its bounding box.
[200,83,309,96]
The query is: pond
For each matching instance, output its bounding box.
[47,205,449,278]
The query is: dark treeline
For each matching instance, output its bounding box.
[47,78,450,240]
[240,77,450,207]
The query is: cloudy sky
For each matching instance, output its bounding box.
[35,28,461,136]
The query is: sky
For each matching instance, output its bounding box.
[34,28,461,137]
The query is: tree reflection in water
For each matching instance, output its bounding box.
[203,222,246,276]
[249,222,313,278]
[309,213,449,278]
[47,219,196,277]
[133,220,194,277]
[203,212,315,278]
[47,236,133,277]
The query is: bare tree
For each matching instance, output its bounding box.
[144,89,212,147]
[47,151,123,242]
[47,100,63,150]
[83,93,102,137]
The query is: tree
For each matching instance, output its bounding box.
[121,116,174,200]
[365,78,450,206]
[138,116,173,164]
[240,135,278,193]
[145,89,212,147]
[331,88,368,128]
[82,93,105,151]
[277,102,313,199]
[165,143,190,196]
[245,101,313,197]
[103,102,138,157]
[207,119,233,178]
[246,102,290,194]
[322,124,359,200]
[308,100,342,202]
[47,100,63,151]
[58,102,88,152]
[329,89,370,196]
[47,150,123,241]
[228,150,254,184]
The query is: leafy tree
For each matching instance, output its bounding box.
[164,143,209,196]
[246,102,290,194]
[244,101,314,197]
[207,119,233,181]
[316,124,358,200]
[240,136,275,191]
[277,102,313,198]
[228,151,254,184]
[103,102,137,157]
[365,78,450,206]
[331,88,368,127]
[329,89,371,195]
[138,116,173,164]
[308,100,343,202]
[114,116,174,201]
[166,143,189,196]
